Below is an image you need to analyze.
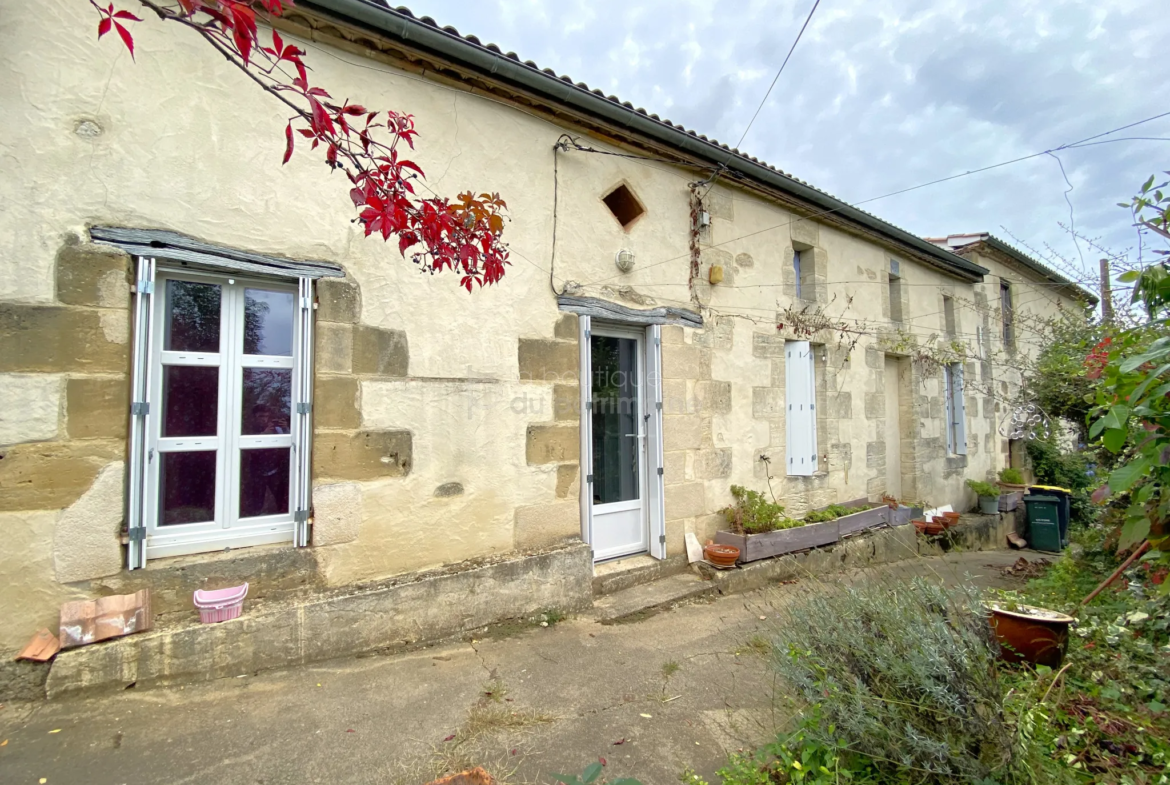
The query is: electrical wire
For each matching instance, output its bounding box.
[734,0,822,153]
[574,109,1170,290]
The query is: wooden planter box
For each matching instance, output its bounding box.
[715,502,920,564]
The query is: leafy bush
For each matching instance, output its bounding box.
[967,479,999,498]
[722,485,804,534]
[772,578,1021,783]
[1025,438,1096,525]
[803,504,868,523]
[995,531,1170,781]
[998,467,1025,485]
[680,726,846,785]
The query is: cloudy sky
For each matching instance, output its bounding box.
[404,0,1170,289]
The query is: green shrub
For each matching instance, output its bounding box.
[966,479,999,498]
[803,504,868,523]
[772,578,1021,784]
[998,467,1025,485]
[1025,438,1096,524]
[722,485,804,534]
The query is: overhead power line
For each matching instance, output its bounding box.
[734,0,822,152]
[575,109,1170,289]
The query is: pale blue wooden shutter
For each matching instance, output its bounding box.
[786,341,817,476]
[953,364,967,456]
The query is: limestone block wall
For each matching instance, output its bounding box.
[0,237,133,650]
[514,313,583,551]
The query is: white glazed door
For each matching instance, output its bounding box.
[144,272,297,558]
[588,325,650,561]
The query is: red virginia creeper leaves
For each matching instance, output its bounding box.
[114,21,135,60]
[88,0,510,291]
[283,122,294,164]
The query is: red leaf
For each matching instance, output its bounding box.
[613,738,627,745]
[599,757,607,767]
[271,28,284,55]
[114,21,135,59]
[232,23,253,65]
[342,104,368,116]
[282,122,294,165]
[113,9,141,20]
[443,734,455,742]
[97,16,112,38]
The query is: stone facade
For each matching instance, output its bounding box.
[0,0,1090,657]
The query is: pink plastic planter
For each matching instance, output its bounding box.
[193,583,248,624]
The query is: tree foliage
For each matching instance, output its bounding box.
[1088,171,1170,574]
[89,0,510,291]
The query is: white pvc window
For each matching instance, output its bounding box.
[786,340,819,475]
[944,362,967,455]
[127,260,314,566]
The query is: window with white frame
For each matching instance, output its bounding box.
[785,340,819,475]
[944,362,967,455]
[92,226,340,568]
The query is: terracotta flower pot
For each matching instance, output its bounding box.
[913,518,946,536]
[987,603,1074,668]
[940,511,962,528]
[704,543,740,567]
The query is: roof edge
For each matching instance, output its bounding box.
[303,0,989,282]
[954,235,1099,306]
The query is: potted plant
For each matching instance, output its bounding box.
[966,479,1000,515]
[986,600,1075,668]
[997,468,1027,512]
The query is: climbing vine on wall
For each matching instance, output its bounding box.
[776,296,869,357]
[88,0,510,292]
[878,330,969,379]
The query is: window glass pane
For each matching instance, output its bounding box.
[591,335,640,505]
[162,365,219,437]
[165,280,221,352]
[240,447,291,518]
[241,368,292,435]
[243,289,295,356]
[159,451,216,525]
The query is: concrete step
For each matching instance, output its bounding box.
[591,553,688,596]
[591,572,715,624]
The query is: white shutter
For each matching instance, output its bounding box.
[291,277,315,546]
[645,324,666,559]
[953,363,967,456]
[126,257,157,569]
[578,315,593,546]
[786,340,817,476]
[944,365,954,454]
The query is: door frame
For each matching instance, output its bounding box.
[578,315,667,563]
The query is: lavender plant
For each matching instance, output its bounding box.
[772,577,1019,783]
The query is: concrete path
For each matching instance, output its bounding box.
[0,550,1038,785]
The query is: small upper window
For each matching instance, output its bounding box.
[888,263,903,323]
[793,248,804,299]
[1001,281,1014,347]
[943,295,956,336]
[602,184,645,229]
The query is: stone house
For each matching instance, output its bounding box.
[0,1,1095,685]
